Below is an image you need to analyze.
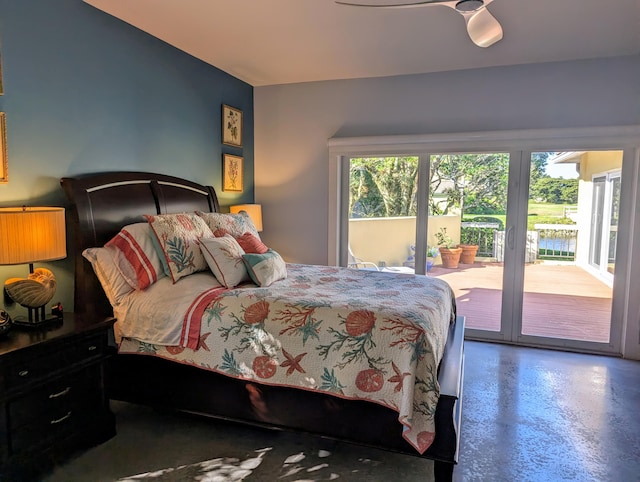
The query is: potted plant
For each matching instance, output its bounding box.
[426,245,439,272]
[435,228,462,269]
[457,243,479,264]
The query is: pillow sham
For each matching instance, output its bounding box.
[196,211,260,239]
[242,249,287,287]
[235,232,269,254]
[199,236,250,288]
[105,223,166,290]
[82,246,134,306]
[145,213,213,283]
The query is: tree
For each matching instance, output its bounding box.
[349,157,418,217]
[349,153,510,218]
[530,177,578,204]
[430,153,509,215]
[530,152,550,188]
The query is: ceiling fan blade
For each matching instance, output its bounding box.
[463,6,503,47]
[335,0,441,8]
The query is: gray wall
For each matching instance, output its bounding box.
[255,55,640,264]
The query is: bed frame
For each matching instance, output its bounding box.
[61,171,465,481]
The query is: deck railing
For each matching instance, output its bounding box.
[460,222,499,257]
[533,224,578,260]
[463,222,578,262]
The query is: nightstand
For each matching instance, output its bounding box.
[0,313,116,481]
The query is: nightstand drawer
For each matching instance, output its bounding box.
[9,366,101,431]
[6,348,74,391]
[10,397,103,455]
[73,333,107,363]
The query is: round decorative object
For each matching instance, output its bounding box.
[0,310,12,337]
[4,268,57,308]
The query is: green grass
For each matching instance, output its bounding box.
[464,203,577,231]
[527,202,574,217]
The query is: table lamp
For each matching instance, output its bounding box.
[0,207,66,326]
[230,204,263,232]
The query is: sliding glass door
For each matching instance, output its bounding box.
[518,151,621,348]
[426,152,511,339]
[329,127,639,356]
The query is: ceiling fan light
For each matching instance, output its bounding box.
[455,0,484,13]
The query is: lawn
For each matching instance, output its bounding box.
[464,202,577,230]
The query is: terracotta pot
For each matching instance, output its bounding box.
[439,247,462,269]
[458,244,479,264]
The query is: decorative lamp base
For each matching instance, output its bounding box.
[11,304,63,329]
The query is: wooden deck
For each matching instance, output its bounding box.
[428,262,613,343]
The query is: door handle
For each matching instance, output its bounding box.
[507,226,515,250]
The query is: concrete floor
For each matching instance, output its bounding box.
[44,341,640,482]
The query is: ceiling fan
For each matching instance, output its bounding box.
[335,0,503,48]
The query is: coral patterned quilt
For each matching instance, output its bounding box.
[117,264,456,454]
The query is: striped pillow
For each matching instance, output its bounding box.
[105,223,165,290]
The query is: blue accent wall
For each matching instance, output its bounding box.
[0,0,253,312]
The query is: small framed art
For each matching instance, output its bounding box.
[222,104,242,147]
[0,113,7,183]
[222,153,243,192]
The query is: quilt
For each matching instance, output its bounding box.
[117,264,456,454]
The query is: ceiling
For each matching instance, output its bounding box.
[84,0,640,87]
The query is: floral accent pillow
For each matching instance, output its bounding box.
[199,236,250,288]
[196,211,260,239]
[82,247,134,306]
[144,213,213,283]
[242,249,287,287]
[104,223,166,290]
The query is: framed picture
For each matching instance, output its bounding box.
[222,104,242,147]
[222,153,243,192]
[0,113,7,183]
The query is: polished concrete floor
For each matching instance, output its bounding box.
[44,341,640,482]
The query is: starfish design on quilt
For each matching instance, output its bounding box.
[196,332,211,351]
[280,348,307,376]
[205,300,227,325]
[387,362,411,393]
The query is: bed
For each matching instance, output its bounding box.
[60,171,465,481]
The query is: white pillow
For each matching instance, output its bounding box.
[82,247,134,306]
[199,236,250,288]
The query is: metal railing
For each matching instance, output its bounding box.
[533,224,578,260]
[463,222,578,262]
[461,222,499,257]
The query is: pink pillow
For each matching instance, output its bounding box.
[236,232,269,254]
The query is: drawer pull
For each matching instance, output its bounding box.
[88,345,97,351]
[18,370,29,377]
[49,387,71,399]
[50,411,72,425]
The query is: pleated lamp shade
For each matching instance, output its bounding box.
[0,207,67,265]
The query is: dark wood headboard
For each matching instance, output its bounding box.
[61,171,220,318]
